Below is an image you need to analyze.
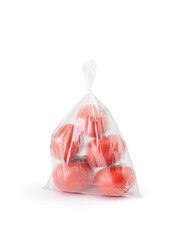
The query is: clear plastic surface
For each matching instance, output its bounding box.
[46,60,140,197]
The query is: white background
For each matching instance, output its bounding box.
[0,0,180,239]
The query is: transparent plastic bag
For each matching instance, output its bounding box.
[46,60,140,197]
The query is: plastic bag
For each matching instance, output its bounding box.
[46,60,140,197]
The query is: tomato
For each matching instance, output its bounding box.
[76,104,108,138]
[95,166,135,196]
[87,135,126,167]
[52,157,94,192]
[51,124,81,162]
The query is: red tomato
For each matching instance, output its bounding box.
[87,135,126,167]
[76,104,108,138]
[53,157,94,192]
[51,124,81,162]
[95,166,135,196]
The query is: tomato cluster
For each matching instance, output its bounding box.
[51,104,135,196]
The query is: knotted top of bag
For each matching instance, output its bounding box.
[82,60,97,92]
